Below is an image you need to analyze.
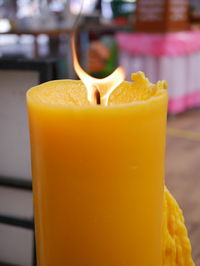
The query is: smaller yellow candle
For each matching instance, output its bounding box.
[163,187,194,266]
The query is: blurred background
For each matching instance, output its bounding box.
[0,0,200,265]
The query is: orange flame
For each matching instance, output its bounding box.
[72,35,125,106]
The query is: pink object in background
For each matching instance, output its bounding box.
[116,31,200,114]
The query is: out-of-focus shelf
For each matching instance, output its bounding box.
[0,28,73,37]
[79,22,133,33]
[0,22,133,36]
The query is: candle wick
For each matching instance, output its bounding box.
[94,88,101,105]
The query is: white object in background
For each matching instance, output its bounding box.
[0,19,11,33]
[119,51,131,81]
[192,51,200,106]
[188,53,196,94]
[169,56,187,99]
[0,69,38,266]
[0,224,33,266]
[195,51,200,92]
[0,34,35,58]
[0,70,38,180]
[159,56,172,93]
[0,187,33,218]
[130,55,144,79]
[119,52,145,81]
[144,56,158,84]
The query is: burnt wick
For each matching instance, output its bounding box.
[94,89,101,105]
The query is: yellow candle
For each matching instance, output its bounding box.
[27,72,168,266]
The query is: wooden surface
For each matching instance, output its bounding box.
[166,109,200,265]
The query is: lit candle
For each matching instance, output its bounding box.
[27,67,167,266]
[27,35,169,266]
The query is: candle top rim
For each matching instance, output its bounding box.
[27,72,168,109]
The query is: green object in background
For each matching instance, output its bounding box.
[111,0,136,18]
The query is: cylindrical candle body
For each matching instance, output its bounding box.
[27,79,167,266]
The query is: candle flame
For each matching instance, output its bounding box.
[72,35,125,105]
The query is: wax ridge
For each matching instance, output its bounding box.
[27,72,167,106]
